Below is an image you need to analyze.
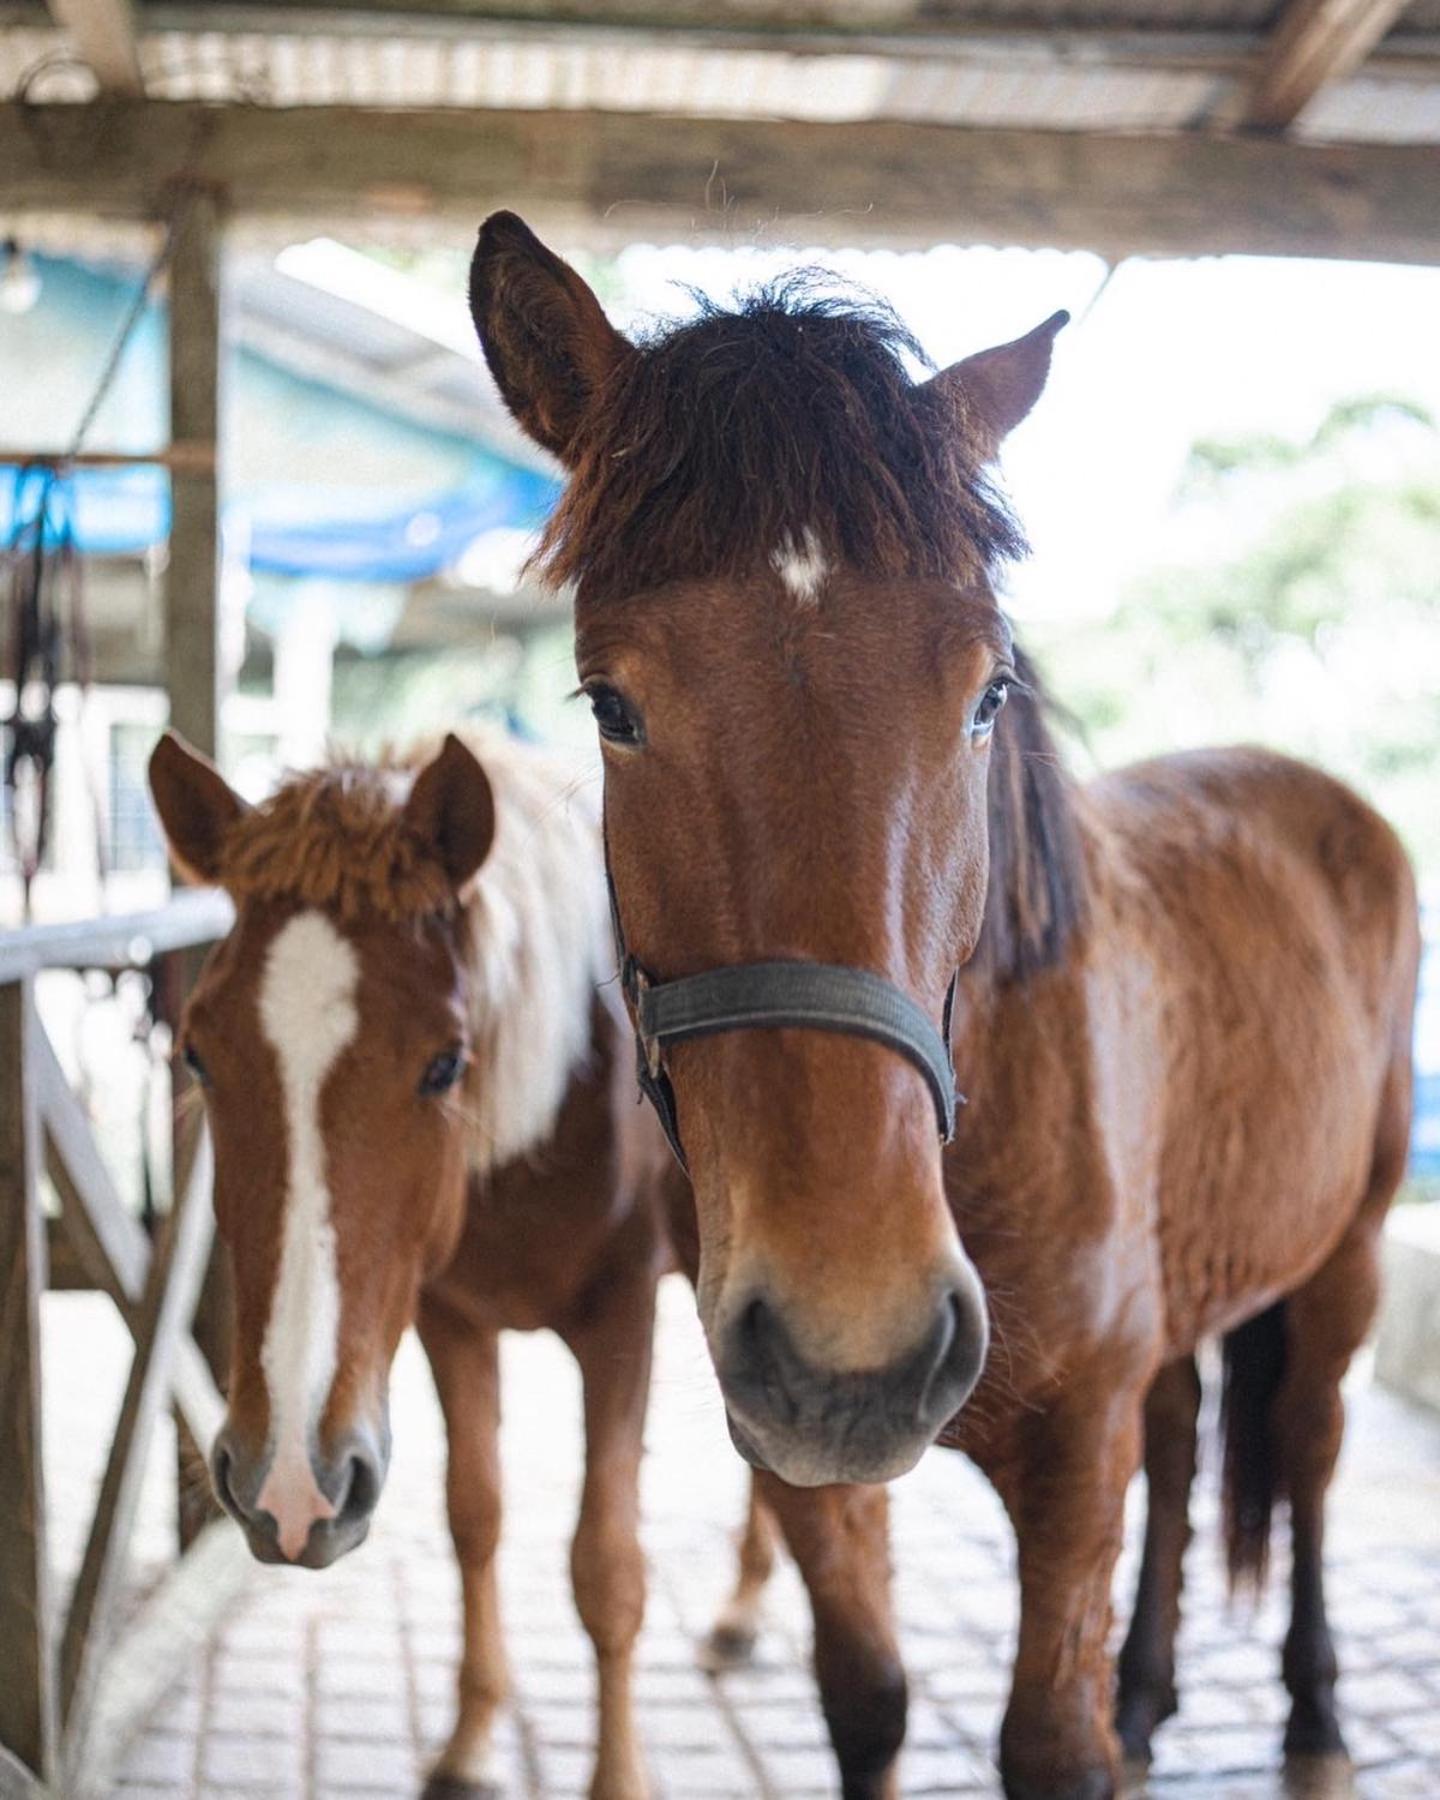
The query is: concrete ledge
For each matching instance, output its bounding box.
[1376,1203,1440,1414]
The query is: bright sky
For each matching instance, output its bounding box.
[610,244,1440,624]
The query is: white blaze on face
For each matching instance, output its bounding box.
[254,911,360,1560]
[772,528,830,605]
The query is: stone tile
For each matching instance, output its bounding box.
[313,1690,413,1742]
[205,1692,304,1740]
[1387,1709,1440,1756]
[145,1685,204,1737]
[750,1743,844,1790]
[1339,1667,1435,1715]
[208,1654,297,1698]
[313,1737,419,1791]
[649,1739,753,1786]
[122,1731,196,1786]
[532,1744,598,1793]
[901,1742,1001,1791]
[200,1733,304,1789]
[313,1655,409,1700]
[1353,1761,1440,1797]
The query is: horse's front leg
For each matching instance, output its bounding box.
[756,1473,906,1800]
[563,1263,657,1800]
[994,1378,1147,1800]
[416,1299,507,1800]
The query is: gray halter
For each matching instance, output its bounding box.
[605,841,960,1171]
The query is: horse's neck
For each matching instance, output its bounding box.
[948,848,1095,1137]
[461,760,610,1176]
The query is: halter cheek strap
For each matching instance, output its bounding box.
[604,845,962,1172]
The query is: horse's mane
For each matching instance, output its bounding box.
[537,276,1028,599]
[975,646,1087,984]
[220,732,611,1173]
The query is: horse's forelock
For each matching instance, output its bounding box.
[534,278,1028,601]
[218,762,456,925]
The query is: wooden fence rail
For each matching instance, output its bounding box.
[0,895,250,1800]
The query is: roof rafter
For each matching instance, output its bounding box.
[1243,0,1415,129]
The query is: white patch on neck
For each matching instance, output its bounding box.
[254,910,359,1557]
[772,528,830,605]
[457,732,612,1176]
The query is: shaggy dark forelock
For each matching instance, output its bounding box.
[535,277,1029,600]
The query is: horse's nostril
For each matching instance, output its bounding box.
[737,1295,775,1363]
[211,1438,240,1519]
[729,1295,800,1425]
[917,1286,986,1424]
[334,1440,383,1529]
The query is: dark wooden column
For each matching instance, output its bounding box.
[165,183,222,760]
[162,184,233,1548]
[0,979,59,1788]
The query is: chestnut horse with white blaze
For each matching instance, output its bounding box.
[469,213,1420,1800]
[148,727,674,1800]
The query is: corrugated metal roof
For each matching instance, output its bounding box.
[3,18,1436,144]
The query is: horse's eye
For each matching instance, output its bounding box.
[586,683,643,747]
[182,1043,211,1087]
[419,1046,467,1097]
[973,680,1010,737]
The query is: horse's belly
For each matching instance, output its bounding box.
[1153,1068,1377,1352]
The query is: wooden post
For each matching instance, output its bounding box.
[58,1134,217,1753]
[162,184,233,1549]
[164,182,222,761]
[0,981,58,1788]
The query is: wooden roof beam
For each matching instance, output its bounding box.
[45,0,143,96]
[1243,0,1414,130]
[2,100,1438,265]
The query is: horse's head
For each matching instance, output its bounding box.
[471,215,1077,1486]
[149,733,494,1565]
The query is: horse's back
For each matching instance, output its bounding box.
[1095,744,1417,1026]
[1088,745,1419,1343]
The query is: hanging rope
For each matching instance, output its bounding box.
[2,205,188,917]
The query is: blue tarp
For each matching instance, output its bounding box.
[0,457,560,583]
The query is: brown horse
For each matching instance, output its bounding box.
[469,213,1421,1800]
[147,727,673,1799]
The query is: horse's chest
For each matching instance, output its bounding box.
[435,1169,637,1332]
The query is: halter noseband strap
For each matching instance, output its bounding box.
[605,844,961,1171]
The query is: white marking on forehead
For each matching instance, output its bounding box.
[772,528,830,606]
[254,910,359,1559]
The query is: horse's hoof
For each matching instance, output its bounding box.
[587,1773,650,1800]
[1284,1701,1348,1761]
[838,1775,897,1800]
[1114,1681,1177,1764]
[1282,1751,1355,1799]
[1120,1755,1151,1796]
[1116,1726,1152,1767]
[420,1776,504,1800]
[697,1621,758,1673]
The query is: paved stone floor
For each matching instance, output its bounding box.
[49,1277,1440,1800]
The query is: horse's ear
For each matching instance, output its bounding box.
[921,310,1069,461]
[403,734,496,895]
[148,730,249,885]
[469,211,634,466]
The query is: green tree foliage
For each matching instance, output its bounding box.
[1034,396,1440,880]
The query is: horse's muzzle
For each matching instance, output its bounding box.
[211,1421,389,1570]
[714,1278,987,1487]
